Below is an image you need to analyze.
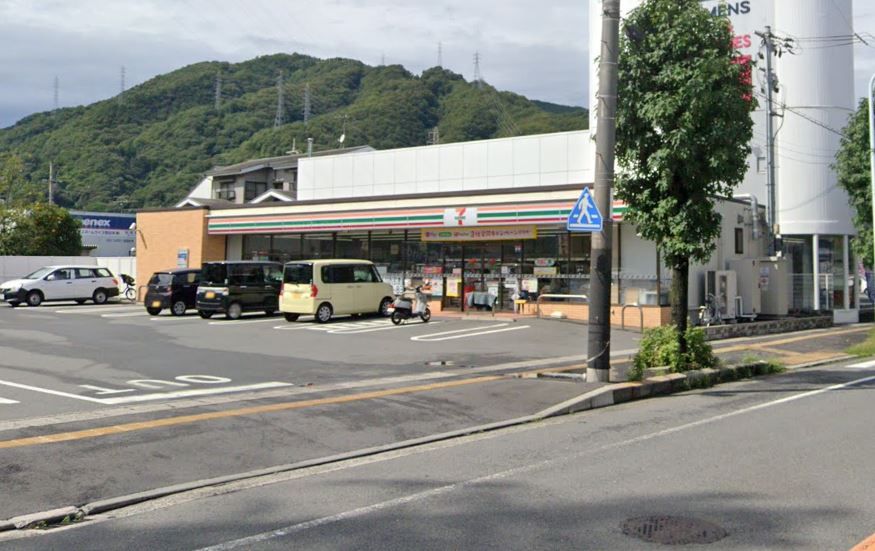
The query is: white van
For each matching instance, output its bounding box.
[279,260,395,323]
[1,265,119,307]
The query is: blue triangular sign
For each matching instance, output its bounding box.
[567,187,603,232]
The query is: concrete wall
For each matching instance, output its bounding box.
[297,131,593,201]
[135,208,226,299]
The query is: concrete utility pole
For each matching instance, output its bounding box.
[867,72,875,275]
[756,26,778,254]
[587,0,620,383]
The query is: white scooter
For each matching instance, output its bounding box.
[390,286,431,325]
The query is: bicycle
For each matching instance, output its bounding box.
[119,273,137,302]
[697,293,723,327]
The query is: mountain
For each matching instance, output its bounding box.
[0,53,588,210]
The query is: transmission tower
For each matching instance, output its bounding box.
[303,82,311,125]
[438,42,443,68]
[380,53,386,66]
[53,76,59,110]
[274,72,284,128]
[473,52,482,89]
[214,72,222,111]
[119,66,126,103]
[427,126,440,145]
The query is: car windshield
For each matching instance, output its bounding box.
[283,264,313,284]
[201,263,228,286]
[149,273,173,286]
[23,267,54,279]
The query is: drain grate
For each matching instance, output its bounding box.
[621,516,727,545]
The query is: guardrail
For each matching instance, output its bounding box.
[621,303,644,333]
[536,294,588,319]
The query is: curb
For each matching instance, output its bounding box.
[0,353,856,534]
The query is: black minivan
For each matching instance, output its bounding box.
[196,261,283,320]
[144,269,202,316]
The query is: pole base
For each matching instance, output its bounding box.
[586,368,610,383]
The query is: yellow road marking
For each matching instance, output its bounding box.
[711,325,871,356]
[0,375,504,450]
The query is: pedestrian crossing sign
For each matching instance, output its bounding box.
[566,187,603,232]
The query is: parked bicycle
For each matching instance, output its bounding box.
[120,274,137,302]
[697,293,723,327]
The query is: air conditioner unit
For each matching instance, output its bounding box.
[705,270,737,319]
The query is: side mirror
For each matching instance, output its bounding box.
[46,274,55,281]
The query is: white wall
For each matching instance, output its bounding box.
[297,131,593,201]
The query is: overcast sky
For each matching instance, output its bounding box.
[1,0,874,128]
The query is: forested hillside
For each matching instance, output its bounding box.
[0,53,587,210]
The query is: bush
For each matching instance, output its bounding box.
[630,325,718,380]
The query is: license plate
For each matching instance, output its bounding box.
[151,301,161,308]
[205,292,215,299]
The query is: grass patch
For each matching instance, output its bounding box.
[847,329,875,356]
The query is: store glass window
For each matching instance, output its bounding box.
[302,233,334,259]
[272,234,303,262]
[335,232,369,259]
[243,235,272,261]
[819,235,845,310]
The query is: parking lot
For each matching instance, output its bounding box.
[0,301,643,421]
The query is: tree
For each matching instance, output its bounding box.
[835,99,872,269]
[0,203,82,255]
[615,0,754,354]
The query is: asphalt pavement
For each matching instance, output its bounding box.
[2,360,873,550]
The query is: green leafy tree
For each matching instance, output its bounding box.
[615,0,754,353]
[0,203,82,255]
[836,99,872,268]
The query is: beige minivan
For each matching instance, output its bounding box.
[279,259,396,323]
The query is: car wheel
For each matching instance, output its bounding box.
[315,303,333,323]
[93,289,108,305]
[171,301,187,316]
[284,313,300,322]
[198,310,214,319]
[8,301,20,308]
[264,309,276,317]
[391,311,404,325]
[147,307,162,316]
[26,291,43,307]
[226,302,243,320]
[379,297,393,317]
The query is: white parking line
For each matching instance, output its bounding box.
[150,316,204,322]
[332,322,442,334]
[102,311,150,318]
[55,306,140,314]
[0,397,19,404]
[0,379,105,403]
[209,318,284,326]
[411,323,530,342]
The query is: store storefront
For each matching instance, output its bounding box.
[235,225,592,312]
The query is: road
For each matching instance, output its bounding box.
[1,359,873,550]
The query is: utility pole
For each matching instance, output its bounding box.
[867,73,875,279]
[274,72,284,128]
[755,26,778,254]
[587,0,620,383]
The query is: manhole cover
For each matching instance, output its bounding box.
[621,516,727,545]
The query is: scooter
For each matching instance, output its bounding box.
[390,286,431,325]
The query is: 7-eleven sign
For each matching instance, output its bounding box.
[443,207,478,226]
